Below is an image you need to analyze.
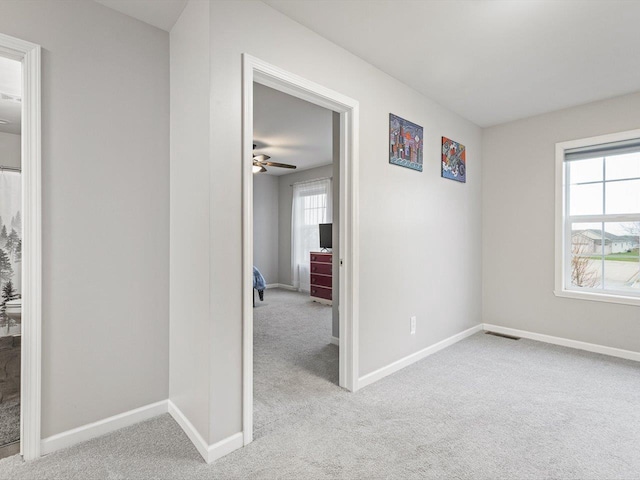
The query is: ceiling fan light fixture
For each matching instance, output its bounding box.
[252,142,295,171]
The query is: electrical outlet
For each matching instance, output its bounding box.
[410,316,416,335]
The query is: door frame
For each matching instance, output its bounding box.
[241,54,360,445]
[0,33,42,460]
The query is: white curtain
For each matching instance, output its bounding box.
[292,178,332,292]
[0,170,21,297]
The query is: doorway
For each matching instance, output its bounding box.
[251,82,338,436]
[0,32,41,461]
[0,54,22,458]
[242,55,360,446]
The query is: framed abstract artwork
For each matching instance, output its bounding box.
[441,136,466,182]
[389,114,423,172]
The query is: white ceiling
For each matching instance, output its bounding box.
[253,83,332,176]
[91,0,640,126]
[264,0,640,127]
[0,56,21,135]
[93,0,187,31]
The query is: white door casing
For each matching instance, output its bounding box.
[0,32,42,461]
[241,54,360,446]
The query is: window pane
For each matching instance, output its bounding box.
[569,183,603,215]
[606,152,640,181]
[602,222,640,294]
[570,157,603,184]
[303,193,327,225]
[570,223,603,289]
[604,179,640,214]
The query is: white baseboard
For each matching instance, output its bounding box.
[41,400,168,455]
[357,324,483,389]
[36,322,638,462]
[40,399,244,463]
[483,324,640,362]
[208,431,244,463]
[168,400,209,462]
[265,283,297,291]
[168,400,243,463]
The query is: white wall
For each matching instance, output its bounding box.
[277,164,334,287]
[483,92,640,352]
[0,132,20,168]
[207,0,483,443]
[169,0,211,443]
[253,174,279,284]
[0,1,169,438]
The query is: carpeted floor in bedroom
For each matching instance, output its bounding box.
[1,288,639,479]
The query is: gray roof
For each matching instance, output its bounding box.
[572,229,638,244]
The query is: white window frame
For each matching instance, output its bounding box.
[555,129,640,307]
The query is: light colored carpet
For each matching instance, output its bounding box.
[1,292,639,478]
[253,288,338,437]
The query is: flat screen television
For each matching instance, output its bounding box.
[319,223,332,250]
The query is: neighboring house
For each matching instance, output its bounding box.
[619,235,640,250]
[572,229,636,255]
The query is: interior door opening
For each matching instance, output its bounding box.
[251,82,340,439]
[242,54,360,446]
[0,54,23,460]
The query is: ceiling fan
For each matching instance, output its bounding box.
[253,144,297,173]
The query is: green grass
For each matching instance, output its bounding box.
[590,248,639,262]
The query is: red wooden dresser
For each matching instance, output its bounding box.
[310,252,332,305]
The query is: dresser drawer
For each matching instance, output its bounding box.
[310,262,332,275]
[310,285,332,300]
[310,253,332,264]
[311,273,332,288]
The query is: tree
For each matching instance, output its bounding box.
[0,280,18,332]
[6,229,18,257]
[2,280,17,303]
[0,248,13,283]
[622,222,640,237]
[571,241,599,288]
[15,239,21,263]
[0,225,7,246]
[11,211,21,232]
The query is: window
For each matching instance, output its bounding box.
[292,178,332,292]
[303,193,329,226]
[556,130,640,306]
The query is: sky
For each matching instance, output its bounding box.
[569,152,640,236]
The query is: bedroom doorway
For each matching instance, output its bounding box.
[0,32,42,462]
[251,82,339,438]
[242,55,359,446]
[0,54,22,460]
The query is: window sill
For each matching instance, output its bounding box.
[554,289,640,307]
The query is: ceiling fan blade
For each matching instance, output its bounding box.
[252,162,267,173]
[263,162,296,169]
[253,154,271,162]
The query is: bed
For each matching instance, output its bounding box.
[253,266,266,306]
